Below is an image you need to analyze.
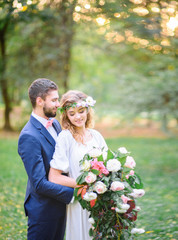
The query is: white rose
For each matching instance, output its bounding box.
[134,206,141,211]
[86,96,96,107]
[118,147,129,154]
[124,156,136,169]
[115,204,130,213]
[115,207,127,213]
[94,181,107,194]
[83,192,97,201]
[89,148,102,158]
[85,172,97,184]
[88,217,95,224]
[129,189,145,198]
[106,159,121,172]
[121,203,130,210]
[81,160,91,171]
[110,181,125,191]
[131,228,145,234]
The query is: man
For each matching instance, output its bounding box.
[18,78,73,240]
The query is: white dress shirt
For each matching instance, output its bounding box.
[32,112,58,141]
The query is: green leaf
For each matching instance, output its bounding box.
[73,188,79,197]
[97,155,104,161]
[127,173,143,189]
[107,149,115,160]
[118,156,126,165]
[76,172,88,184]
[91,169,100,175]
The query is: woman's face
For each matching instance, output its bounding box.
[66,104,88,129]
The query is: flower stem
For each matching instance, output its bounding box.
[116,212,122,240]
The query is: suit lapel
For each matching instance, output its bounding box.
[40,126,56,146]
[30,115,56,146]
[52,119,62,135]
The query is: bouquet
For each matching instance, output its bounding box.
[74,147,145,240]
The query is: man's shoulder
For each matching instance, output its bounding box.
[19,117,40,139]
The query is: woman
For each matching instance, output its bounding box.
[49,90,107,240]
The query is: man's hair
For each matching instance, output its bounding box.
[28,78,58,108]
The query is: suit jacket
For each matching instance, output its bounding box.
[18,115,74,221]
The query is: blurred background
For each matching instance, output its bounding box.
[0,0,178,135]
[0,0,178,239]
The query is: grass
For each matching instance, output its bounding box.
[0,137,178,239]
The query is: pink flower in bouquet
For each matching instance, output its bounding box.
[85,172,97,184]
[126,170,135,179]
[124,156,136,169]
[121,195,130,204]
[130,170,135,175]
[91,159,109,177]
[94,181,107,194]
[110,181,125,191]
[129,189,145,198]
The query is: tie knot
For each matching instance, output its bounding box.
[46,119,54,129]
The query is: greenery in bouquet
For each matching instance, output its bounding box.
[74,147,145,240]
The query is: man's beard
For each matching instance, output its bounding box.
[43,106,56,118]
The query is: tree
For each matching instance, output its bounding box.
[69,0,178,131]
[0,0,77,129]
[0,0,38,130]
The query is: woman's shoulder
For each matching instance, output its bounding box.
[89,129,103,138]
[57,129,73,141]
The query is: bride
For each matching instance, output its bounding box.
[49,90,107,240]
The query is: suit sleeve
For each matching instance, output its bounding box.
[18,133,73,204]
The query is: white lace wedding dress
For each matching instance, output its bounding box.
[50,129,107,240]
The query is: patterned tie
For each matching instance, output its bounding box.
[46,119,54,129]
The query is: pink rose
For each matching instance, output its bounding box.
[130,170,134,175]
[110,181,125,191]
[94,181,107,194]
[124,156,136,169]
[91,159,109,177]
[85,172,97,184]
[121,195,130,204]
[129,189,145,198]
[126,170,135,179]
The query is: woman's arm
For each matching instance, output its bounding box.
[49,167,77,188]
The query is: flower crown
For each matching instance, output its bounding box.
[58,96,96,114]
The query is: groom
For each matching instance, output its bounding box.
[18,78,74,240]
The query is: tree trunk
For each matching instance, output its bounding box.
[161,113,168,133]
[57,0,77,92]
[0,28,12,131]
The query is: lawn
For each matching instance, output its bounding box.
[0,137,178,239]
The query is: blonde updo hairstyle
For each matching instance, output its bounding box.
[60,90,94,142]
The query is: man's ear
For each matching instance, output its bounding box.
[36,97,44,107]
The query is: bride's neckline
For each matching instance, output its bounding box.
[68,129,93,145]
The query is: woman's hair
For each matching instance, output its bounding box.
[60,90,94,142]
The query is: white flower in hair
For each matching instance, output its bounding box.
[86,96,96,107]
[81,101,87,107]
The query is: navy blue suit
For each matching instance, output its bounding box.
[18,115,74,240]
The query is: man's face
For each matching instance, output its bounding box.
[43,90,60,118]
